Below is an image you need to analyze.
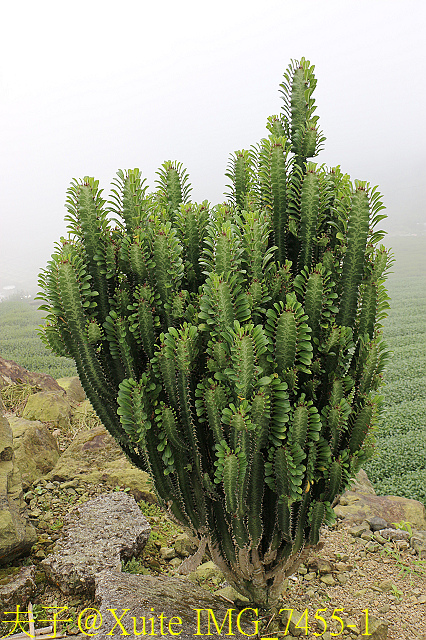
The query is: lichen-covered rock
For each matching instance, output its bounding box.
[22,392,72,429]
[9,416,59,489]
[190,561,225,583]
[0,565,36,609]
[0,357,65,393]
[56,376,86,403]
[334,492,426,529]
[94,571,255,640]
[213,585,250,603]
[0,408,37,564]
[174,533,198,558]
[42,492,150,595]
[46,426,156,501]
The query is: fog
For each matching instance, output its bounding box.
[1,0,425,295]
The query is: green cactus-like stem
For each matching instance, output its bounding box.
[37,58,390,611]
[337,185,371,328]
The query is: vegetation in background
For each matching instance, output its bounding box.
[0,298,77,378]
[35,57,392,610]
[364,235,426,505]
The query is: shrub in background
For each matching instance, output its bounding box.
[37,58,392,609]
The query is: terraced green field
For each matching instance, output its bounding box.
[0,235,425,505]
[0,299,77,379]
[364,235,426,505]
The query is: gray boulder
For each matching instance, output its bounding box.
[42,492,151,595]
[0,407,37,564]
[9,416,60,489]
[94,571,256,640]
[0,565,36,609]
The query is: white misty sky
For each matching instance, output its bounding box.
[1,0,425,293]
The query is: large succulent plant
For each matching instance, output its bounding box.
[37,58,391,610]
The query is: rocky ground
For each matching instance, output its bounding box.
[0,367,425,640]
[1,469,424,640]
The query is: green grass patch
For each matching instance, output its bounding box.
[0,298,76,378]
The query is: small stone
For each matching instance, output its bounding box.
[360,615,388,640]
[379,579,393,592]
[417,594,426,604]
[360,530,373,541]
[213,585,249,603]
[354,588,367,596]
[62,479,79,489]
[173,533,197,558]
[373,531,386,544]
[348,524,369,537]
[345,618,359,635]
[308,557,334,574]
[168,557,182,569]
[378,604,390,613]
[366,516,388,531]
[395,540,409,550]
[378,527,410,541]
[0,566,37,610]
[298,565,307,574]
[411,537,426,555]
[280,609,305,637]
[366,541,380,553]
[159,547,176,561]
[303,572,316,581]
[336,573,349,584]
[305,589,316,598]
[320,573,335,586]
[193,561,224,583]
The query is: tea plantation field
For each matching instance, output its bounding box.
[0,299,77,379]
[0,235,425,505]
[364,235,426,506]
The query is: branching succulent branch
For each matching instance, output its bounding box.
[37,58,391,611]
